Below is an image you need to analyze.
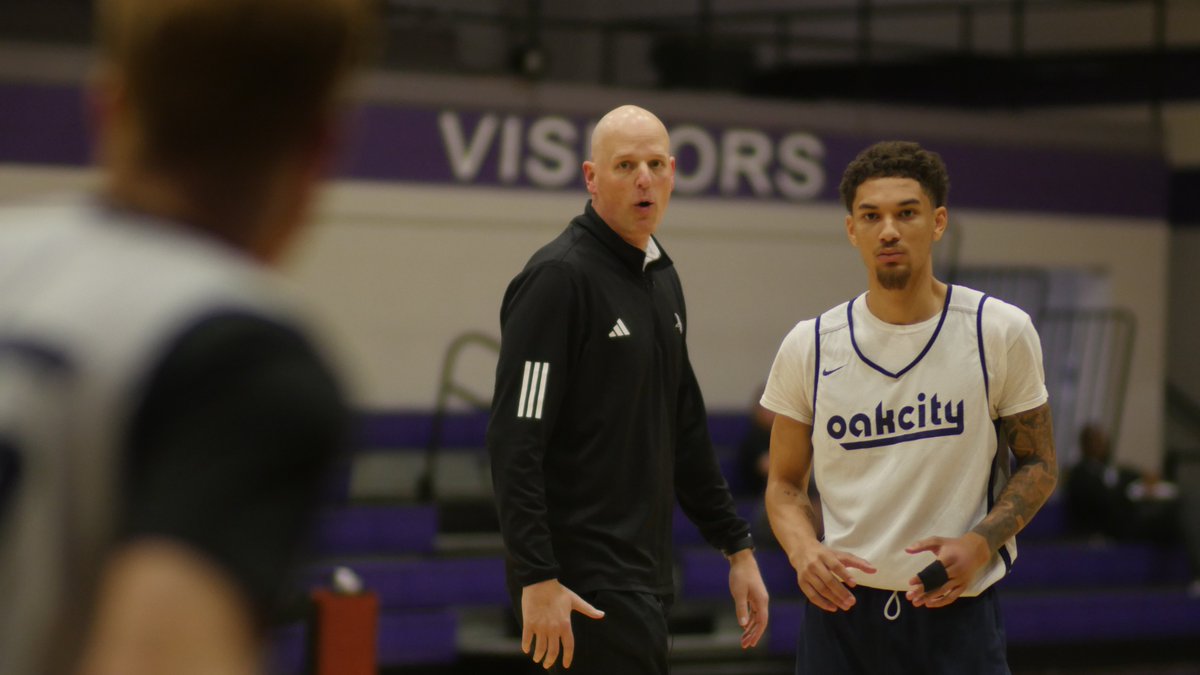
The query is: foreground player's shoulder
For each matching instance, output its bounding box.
[146,312,345,432]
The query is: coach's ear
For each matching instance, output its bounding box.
[583,160,597,197]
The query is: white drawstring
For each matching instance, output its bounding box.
[883,590,901,621]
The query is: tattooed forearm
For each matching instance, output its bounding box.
[971,403,1057,551]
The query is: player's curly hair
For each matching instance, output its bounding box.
[839,141,950,212]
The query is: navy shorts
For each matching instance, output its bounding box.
[796,585,1009,675]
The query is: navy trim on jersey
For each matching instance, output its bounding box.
[812,315,822,417]
[978,296,1012,572]
[847,286,954,379]
[976,294,991,407]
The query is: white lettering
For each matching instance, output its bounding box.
[526,116,578,187]
[437,109,828,200]
[720,129,773,196]
[671,125,718,195]
[776,133,826,200]
[439,112,499,182]
[499,116,523,184]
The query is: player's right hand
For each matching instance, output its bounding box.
[521,579,605,669]
[790,543,876,612]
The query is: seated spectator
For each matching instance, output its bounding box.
[1066,424,1179,544]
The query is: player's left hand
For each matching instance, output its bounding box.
[727,549,769,649]
[903,532,990,608]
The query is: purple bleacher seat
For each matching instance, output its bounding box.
[310,505,438,556]
[357,410,491,448]
[267,608,458,672]
[678,547,799,600]
[1001,590,1200,643]
[1019,497,1068,539]
[718,452,746,496]
[707,413,750,447]
[1005,540,1192,590]
[377,609,458,665]
[305,557,509,609]
[267,623,308,675]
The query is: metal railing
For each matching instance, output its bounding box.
[1039,308,1136,469]
[417,331,499,502]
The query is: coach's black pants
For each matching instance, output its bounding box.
[557,590,669,675]
[797,586,1009,675]
[512,588,670,675]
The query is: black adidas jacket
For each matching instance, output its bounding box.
[487,201,752,596]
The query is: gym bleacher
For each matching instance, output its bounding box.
[268,261,1200,674]
[268,406,1200,674]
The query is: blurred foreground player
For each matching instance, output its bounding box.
[0,1,372,673]
[763,141,1057,673]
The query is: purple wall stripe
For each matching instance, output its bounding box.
[0,83,1168,219]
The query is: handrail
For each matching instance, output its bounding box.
[417,331,500,502]
[1039,307,1136,466]
[1166,381,1200,446]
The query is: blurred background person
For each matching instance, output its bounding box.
[1067,423,1180,544]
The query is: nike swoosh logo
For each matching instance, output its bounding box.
[822,365,846,376]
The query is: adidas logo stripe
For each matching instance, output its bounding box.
[517,360,549,419]
[608,318,630,338]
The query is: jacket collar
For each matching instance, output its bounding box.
[575,200,672,276]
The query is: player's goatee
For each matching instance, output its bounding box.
[877,267,911,290]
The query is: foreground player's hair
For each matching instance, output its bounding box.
[95,0,371,187]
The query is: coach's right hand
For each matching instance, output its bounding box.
[521,579,605,669]
[791,541,876,612]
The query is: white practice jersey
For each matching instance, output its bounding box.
[0,197,297,675]
[762,285,1048,595]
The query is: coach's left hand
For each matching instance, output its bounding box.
[903,532,990,608]
[727,549,769,648]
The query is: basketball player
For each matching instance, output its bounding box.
[487,105,769,674]
[0,1,371,673]
[762,141,1057,673]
